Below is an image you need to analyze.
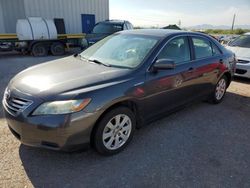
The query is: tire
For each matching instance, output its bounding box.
[93,107,136,155]
[31,43,48,57]
[210,75,228,104]
[50,42,65,56]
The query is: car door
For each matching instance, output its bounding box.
[189,36,223,96]
[143,36,200,120]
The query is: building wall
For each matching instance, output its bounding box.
[0,0,109,34]
[0,2,5,33]
[23,0,109,33]
[1,0,26,33]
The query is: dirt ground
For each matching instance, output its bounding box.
[0,52,250,188]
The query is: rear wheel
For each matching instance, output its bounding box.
[50,42,65,56]
[93,107,136,155]
[210,75,228,104]
[31,43,48,57]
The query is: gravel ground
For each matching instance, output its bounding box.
[0,52,250,188]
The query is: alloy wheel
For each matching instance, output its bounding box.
[215,78,226,100]
[102,114,132,150]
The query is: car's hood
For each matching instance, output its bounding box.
[9,56,130,98]
[226,46,250,60]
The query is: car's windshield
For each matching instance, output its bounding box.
[80,34,158,68]
[92,23,123,34]
[229,35,250,48]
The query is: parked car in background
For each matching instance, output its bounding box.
[82,20,133,48]
[226,33,250,78]
[219,35,238,45]
[3,29,236,155]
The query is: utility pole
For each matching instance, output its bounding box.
[178,20,181,28]
[231,14,236,31]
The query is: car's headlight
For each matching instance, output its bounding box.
[32,99,91,115]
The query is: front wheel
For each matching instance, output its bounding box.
[93,107,136,155]
[210,76,228,104]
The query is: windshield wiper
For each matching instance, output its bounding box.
[74,53,88,60]
[73,53,79,57]
[88,59,111,67]
[76,55,111,67]
[79,55,89,61]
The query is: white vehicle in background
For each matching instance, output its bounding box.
[219,35,238,45]
[226,33,250,79]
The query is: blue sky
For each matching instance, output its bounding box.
[110,0,250,27]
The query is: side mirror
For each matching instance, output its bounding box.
[153,59,175,71]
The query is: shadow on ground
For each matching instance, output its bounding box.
[19,92,250,188]
[233,76,250,84]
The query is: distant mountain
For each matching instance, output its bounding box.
[186,24,250,30]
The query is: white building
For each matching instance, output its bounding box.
[0,0,109,34]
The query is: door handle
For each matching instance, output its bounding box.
[187,67,194,73]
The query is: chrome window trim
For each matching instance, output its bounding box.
[147,34,191,72]
[147,33,221,72]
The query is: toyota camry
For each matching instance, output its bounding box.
[3,29,236,155]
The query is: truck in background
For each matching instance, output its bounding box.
[0,17,85,56]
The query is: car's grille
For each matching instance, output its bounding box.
[3,92,33,116]
[238,59,250,64]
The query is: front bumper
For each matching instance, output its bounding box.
[3,104,99,151]
[235,63,250,78]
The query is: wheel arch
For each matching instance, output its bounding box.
[90,99,142,146]
[223,71,232,88]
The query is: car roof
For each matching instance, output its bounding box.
[244,32,250,35]
[118,29,199,38]
[99,20,127,25]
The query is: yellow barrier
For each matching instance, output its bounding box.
[58,33,86,39]
[0,33,18,40]
[0,33,85,40]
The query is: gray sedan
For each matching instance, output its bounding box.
[3,29,236,155]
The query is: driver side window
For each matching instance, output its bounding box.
[158,36,191,65]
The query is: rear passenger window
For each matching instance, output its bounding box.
[212,42,221,55]
[192,37,213,59]
[158,37,191,64]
